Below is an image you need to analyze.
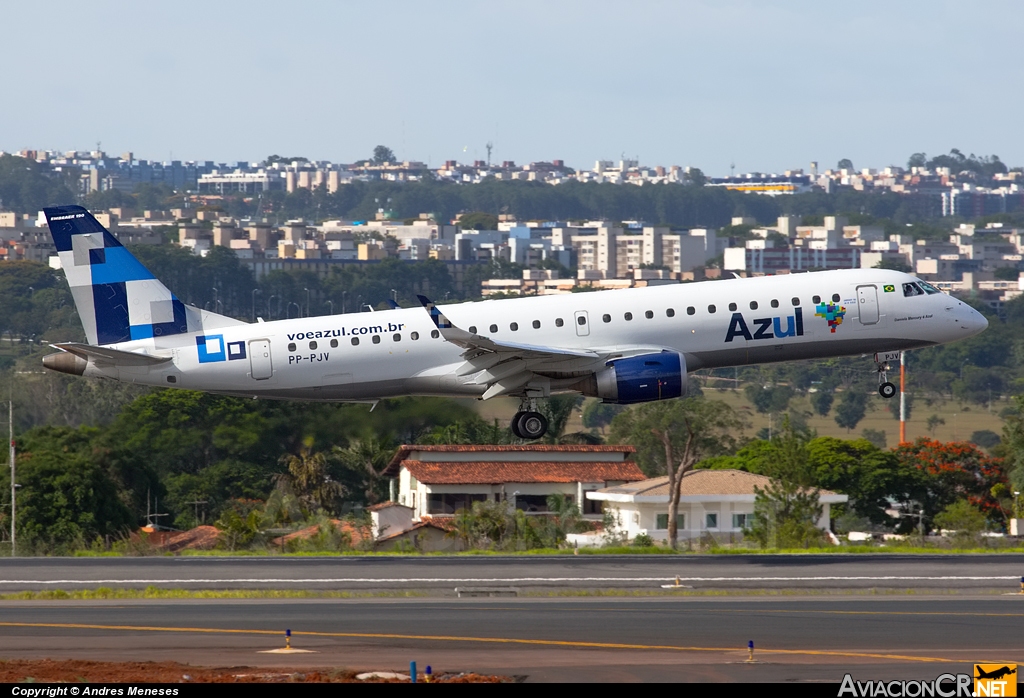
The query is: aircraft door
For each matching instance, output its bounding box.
[249,339,273,379]
[574,310,590,336]
[857,285,879,325]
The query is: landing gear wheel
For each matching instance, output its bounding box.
[516,411,549,440]
[878,382,897,399]
[510,412,525,439]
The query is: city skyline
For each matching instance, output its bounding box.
[2,1,1023,175]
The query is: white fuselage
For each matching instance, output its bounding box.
[82,268,988,401]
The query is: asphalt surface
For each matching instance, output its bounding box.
[2,597,1023,682]
[1,554,1022,591]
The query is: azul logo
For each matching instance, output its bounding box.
[815,303,847,333]
[196,335,246,363]
[725,308,804,343]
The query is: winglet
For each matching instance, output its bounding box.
[416,295,475,347]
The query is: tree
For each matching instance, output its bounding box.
[837,159,854,170]
[933,500,985,537]
[686,168,707,187]
[744,384,793,414]
[280,439,344,514]
[809,389,834,417]
[926,414,946,436]
[538,395,601,444]
[581,400,625,432]
[331,438,396,505]
[372,145,396,165]
[457,211,499,230]
[609,398,745,549]
[745,420,823,549]
[834,390,867,432]
[907,153,927,169]
[861,428,887,449]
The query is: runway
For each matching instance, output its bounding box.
[1,554,1023,592]
[2,597,1023,682]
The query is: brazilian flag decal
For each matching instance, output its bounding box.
[883,284,895,293]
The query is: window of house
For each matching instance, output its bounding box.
[602,314,611,323]
[510,322,518,331]
[732,513,750,529]
[770,299,779,308]
[372,335,381,344]
[515,494,568,513]
[469,326,477,334]
[309,341,317,350]
[728,302,737,311]
[411,331,419,340]
[351,337,359,346]
[656,513,686,530]
[489,324,498,333]
[555,318,564,327]
[687,306,695,315]
[705,512,719,528]
[708,304,716,313]
[427,492,488,515]
[583,497,603,515]
[624,312,633,321]
[288,343,296,352]
[645,310,653,319]
[431,329,439,339]
[666,308,675,317]
[330,339,338,348]
[532,320,541,329]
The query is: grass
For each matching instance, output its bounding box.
[0,586,429,601]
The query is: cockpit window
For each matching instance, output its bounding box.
[918,281,941,295]
[903,282,924,297]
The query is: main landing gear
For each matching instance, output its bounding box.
[511,398,549,440]
[874,351,899,399]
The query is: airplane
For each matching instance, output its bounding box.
[39,205,988,440]
[975,666,1016,681]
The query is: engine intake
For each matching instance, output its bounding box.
[593,351,685,404]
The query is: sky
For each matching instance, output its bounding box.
[2,1,1022,176]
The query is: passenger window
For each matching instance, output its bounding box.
[749,301,758,310]
[708,305,716,314]
[393,333,401,342]
[791,297,800,306]
[812,295,821,304]
[555,318,564,327]
[411,331,419,340]
[330,339,338,348]
[288,343,296,352]
[577,316,587,325]
[666,308,675,317]
[469,326,477,334]
[602,314,611,323]
[309,341,317,350]
[372,335,381,344]
[728,303,737,311]
[489,324,498,333]
[686,307,695,316]
[351,337,359,346]
[532,320,540,329]
[770,299,779,308]
[832,293,840,302]
[645,310,653,319]
[431,329,439,339]
[624,312,633,321]
[510,322,518,331]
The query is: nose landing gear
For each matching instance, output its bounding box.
[874,351,900,399]
[511,397,549,440]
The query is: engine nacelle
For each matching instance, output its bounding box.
[593,351,686,404]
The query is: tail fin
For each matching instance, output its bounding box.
[43,205,243,346]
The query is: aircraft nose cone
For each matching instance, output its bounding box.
[962,306,988,334]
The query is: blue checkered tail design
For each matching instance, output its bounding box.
[43,205,189,346]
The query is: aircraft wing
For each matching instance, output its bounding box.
[417,295,603,399]
[52,342,173,366]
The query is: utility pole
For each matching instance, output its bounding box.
[9,389,15,557]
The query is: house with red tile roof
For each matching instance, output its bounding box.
[586,469,848,544]
[382,444,645,523]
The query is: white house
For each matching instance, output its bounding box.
[586,469,848,544]
[383,444,646,522]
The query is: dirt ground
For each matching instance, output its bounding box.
[0,658,508,683]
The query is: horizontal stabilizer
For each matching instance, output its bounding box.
[52,342,172,366]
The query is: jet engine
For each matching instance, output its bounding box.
[590,351,686,404]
